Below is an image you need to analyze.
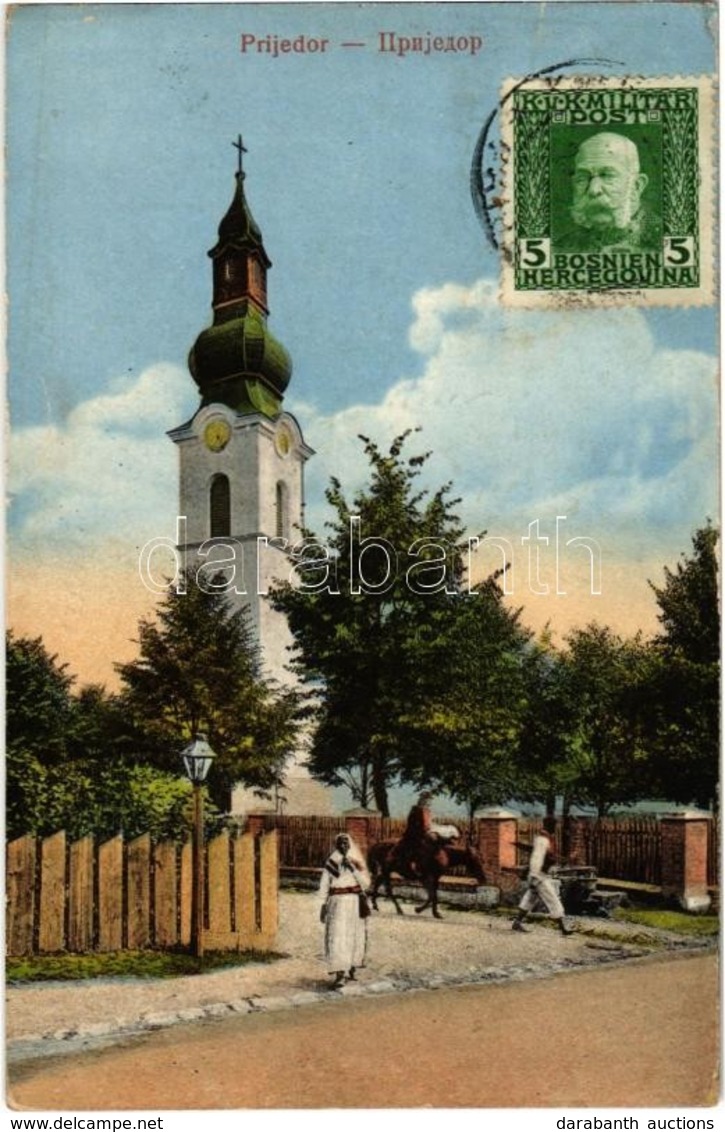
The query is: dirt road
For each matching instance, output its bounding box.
[9,952,718,1110]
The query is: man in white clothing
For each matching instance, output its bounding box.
[511,817,574,936]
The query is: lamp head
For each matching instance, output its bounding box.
[181,733,217,784]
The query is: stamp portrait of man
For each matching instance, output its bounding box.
[506,74,711,303]
[558,131,660,252]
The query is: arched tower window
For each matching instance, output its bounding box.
[210,475,231,537]
[276,480,289,541]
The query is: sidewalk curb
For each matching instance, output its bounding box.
[7,939,713,1065]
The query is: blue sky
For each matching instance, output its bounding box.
[6,1,719,687]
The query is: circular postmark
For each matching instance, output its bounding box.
[470,57,625,259]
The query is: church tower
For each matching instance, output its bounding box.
[169,139,330,815]
[169,137,311,681]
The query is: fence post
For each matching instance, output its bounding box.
[344,808,380,859]
[234,833,256,942]
[68,835,94,953]
[245,813,266,838]
[660,811,712,912]
[126,833,152,949]
[153,840,179,948]
[39,831,67,953]
[179,840,193,947]
[476,809,520,899]
[207,831,232,937]
[6,836,37,956]
[259,830,279,944]
[98,835,124,952]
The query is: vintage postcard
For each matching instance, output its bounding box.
[5,1,720,1126]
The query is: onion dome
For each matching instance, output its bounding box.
[188,138,292,417]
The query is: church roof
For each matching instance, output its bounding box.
[187,139,291,417]
[208,170,272,268]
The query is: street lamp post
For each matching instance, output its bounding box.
[181,733,217,960]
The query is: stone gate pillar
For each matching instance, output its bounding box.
[476,809,520,898]
[344,808,380,859]
[660,811,712,912]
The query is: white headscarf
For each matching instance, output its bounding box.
[328,832,370,888]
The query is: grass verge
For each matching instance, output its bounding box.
[7,949,288,983]
[484,903,718,943]
[612,907,719,937]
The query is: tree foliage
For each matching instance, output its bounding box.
[7,632,76,837]
[9,493,717,838]
[646,523,720,808]
[270,431,468,815]
[115,572,299,810]
[651,523,719,666]
[400,579,532,816]
[7,631,76,762]
[6,593,293,839]
[560,623,656,815]
[5,632,203,841]
[516,629,580,817]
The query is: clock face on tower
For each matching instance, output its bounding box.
[203,418,232,453]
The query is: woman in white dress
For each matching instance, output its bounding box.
[319,833,371,988]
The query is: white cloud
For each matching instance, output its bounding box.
[291,278,718,565]
[9,363,186,556]
[9,282,718,588]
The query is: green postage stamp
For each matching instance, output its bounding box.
[501,74,715,307]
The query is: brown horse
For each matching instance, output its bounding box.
[368,837,487,919]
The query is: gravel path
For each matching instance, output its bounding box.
[6,891,712,1061]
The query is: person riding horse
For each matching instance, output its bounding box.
[396,791,460,878]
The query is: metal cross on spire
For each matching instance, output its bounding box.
[232,134,248,175]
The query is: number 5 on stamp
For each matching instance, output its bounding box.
[501,74,715,308]
[519,238,552,269]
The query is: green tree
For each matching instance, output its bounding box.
[6,632,77,837]
[115,572,299,810]
[6,632,201,842]
[651,523,719,666]
[516,629,580,819]
[270,431,467,815]
[561,623,656,815]
[68,685,208,842]
[647,523,720,809]
[400,579,532,818]
[6,631,76,759]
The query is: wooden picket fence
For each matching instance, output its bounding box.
[577,817,663,886]
[267,814,462,869]
[6,829,278,957]
[268,815,343,870]
[516,815,663,885]
[272,812,715,891]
